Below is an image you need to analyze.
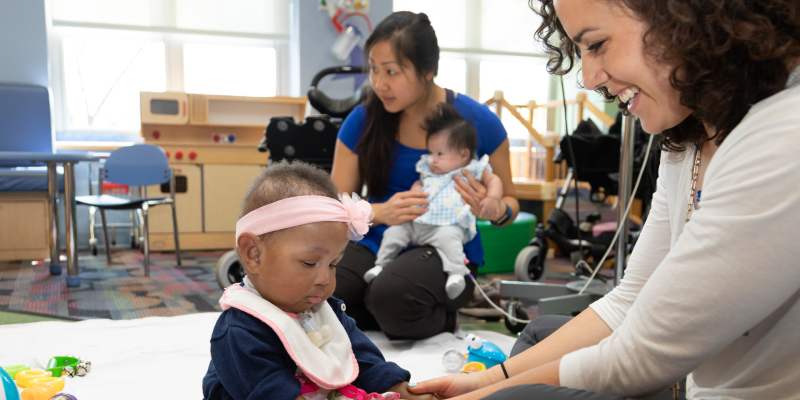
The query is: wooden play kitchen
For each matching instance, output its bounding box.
[140,91,306,251]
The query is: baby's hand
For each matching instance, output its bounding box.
[389,382,437,400]
[479,197,500,220]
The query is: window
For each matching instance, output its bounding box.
[394,0,549,103]
[183,43,277,97]
[480,58,550,140]
[435,58,467,95]
[61,34,166,131]
[49,0,290,138]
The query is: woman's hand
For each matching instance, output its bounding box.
[372,191,429,226]
[453,171,505,222]
[389,381,437,400]
[407,371,495,399]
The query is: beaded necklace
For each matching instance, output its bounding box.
[686,147,702,222]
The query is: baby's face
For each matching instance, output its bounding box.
[427,133,470,175]
[251,221,349,313]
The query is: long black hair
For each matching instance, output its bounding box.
[357,11,440,199]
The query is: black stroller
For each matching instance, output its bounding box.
[216,66,370,288]
[514,116,660,283]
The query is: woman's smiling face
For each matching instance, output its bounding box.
[554,0,692,134]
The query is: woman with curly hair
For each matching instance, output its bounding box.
[408,0,800,399]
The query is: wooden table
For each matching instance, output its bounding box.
[0,151,101,286]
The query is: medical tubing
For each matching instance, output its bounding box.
[578,133,654,294]
[465,135,653,321]
[467,273,532,325]
[559,76,585,260]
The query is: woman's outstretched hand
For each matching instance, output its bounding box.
[407,373,489,399]
[373,190,429,226]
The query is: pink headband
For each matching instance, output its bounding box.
[235,193,373,244]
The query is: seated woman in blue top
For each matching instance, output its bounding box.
[331,11,519,340]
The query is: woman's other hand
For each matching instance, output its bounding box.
[407,372,494,399]
[372,191,429,226]
[389,381,437,400]
[454,171,505,221]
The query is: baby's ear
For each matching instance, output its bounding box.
[460,148,471,161]
[236,233,262,273]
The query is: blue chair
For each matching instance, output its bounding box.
[76,144,181,275]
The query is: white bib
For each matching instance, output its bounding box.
[219,284,359,389]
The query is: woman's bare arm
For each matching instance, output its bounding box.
[409,307,612,399]
[331,139,361,194]
[487,138,519,226]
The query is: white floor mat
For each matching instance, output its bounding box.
[0,313,516,399]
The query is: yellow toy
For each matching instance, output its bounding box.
[14,370,49,388]
[21,377,64,400]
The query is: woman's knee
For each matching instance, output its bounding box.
[510,315,573,358]
[365,272,447,339]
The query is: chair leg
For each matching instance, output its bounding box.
[99,209,112,265]
[141,204,150,277]
[129,210,136,248]
[170,201,182,266]
[136,209,145,249]
[88,206,97,252]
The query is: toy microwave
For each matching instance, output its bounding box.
[140,91,191,125]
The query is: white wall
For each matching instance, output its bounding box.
[0,0,50,87]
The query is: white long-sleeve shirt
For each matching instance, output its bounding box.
[559,82,800,399]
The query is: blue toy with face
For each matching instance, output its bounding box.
[465,333,507,369]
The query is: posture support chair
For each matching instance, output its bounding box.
[76,144,181,276]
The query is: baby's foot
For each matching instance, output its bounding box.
[445,274,466,299]
[364,266,384,283]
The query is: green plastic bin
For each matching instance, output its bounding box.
[476,212,537,275]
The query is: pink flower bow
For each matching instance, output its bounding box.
[340,193,373,241]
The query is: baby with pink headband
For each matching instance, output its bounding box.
[202,161,433,400]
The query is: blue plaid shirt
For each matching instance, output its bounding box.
[413,154,492,240]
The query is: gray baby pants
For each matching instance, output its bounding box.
[375,221,469,276]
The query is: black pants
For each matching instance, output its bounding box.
[333,242,476,340]
[490,315,684,400]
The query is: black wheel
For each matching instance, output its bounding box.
[514,245,547,282]
[503,300,528,335]
[216,250,245,289]
[91,243,98,256]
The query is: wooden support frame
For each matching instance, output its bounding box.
[484,91,615,226]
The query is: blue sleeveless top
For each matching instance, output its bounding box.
[337,92,507,266]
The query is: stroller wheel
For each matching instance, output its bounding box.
[514,245,547,282]
[503,300,529,335]
[216,250,245,289]
[90,243,98,256]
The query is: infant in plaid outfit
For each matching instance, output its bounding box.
[364,104,504,299]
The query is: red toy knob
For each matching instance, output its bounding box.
[188,151,197,160]
[153,131,161,139]
[213,134,220,142]
[175,151,184,160]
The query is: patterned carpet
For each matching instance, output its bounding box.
[0,250,226,319]
[0,248,609,322]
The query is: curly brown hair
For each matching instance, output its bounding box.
[531,0,800,151]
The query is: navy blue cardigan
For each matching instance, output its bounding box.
[202,296,410,400]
